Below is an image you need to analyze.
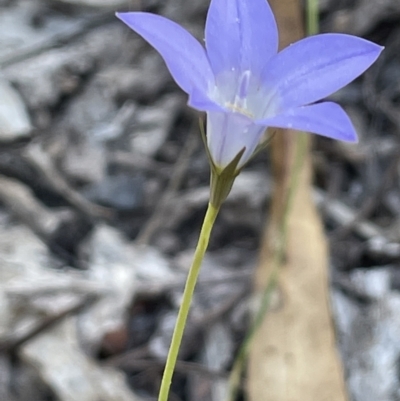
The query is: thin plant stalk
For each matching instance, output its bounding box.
[226,1,320,399]
[307,0,319,35]
[226,130,308,401]
[158,202,220,401]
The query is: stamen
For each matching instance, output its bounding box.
[225,102,254,118]
[233,70,251,111]
[237,70,251,99]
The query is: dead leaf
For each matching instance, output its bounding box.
[246,1,348,400]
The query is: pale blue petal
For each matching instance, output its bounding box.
[189,88,225,111]
[205,0,278,78]
[207,111,266,168]
[237,0,278,74]
[116,12,215,109]
[257,102,358,142]
[205,0,240,77]
[261,34,383,112]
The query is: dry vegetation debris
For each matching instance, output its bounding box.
[0,0,400,400]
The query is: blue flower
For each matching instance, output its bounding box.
[117,0,383,169]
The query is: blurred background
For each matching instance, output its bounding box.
[0,0,399,400]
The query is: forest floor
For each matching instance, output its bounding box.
[1,0,400,400]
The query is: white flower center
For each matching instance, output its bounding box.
[212,69,277,120]
[225,70,253,117]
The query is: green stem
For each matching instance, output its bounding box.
[227,4,320,399]
[158,202,220,401]
[306,0,319,36]
[226,132,308,401]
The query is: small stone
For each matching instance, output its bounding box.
[0,77,31,141]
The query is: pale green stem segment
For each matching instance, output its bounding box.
[306,0,319,35]
[226,0,320,396]
[158,202,220,401]
[226,131,308,401]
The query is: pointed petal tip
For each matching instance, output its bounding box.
[115,11,130,20]
[347,127,359,142]
[366,40,385,60]
[115,11,126,22]
[115,11,141,26]
[339,130,358,143]
[376,44,385,58]
[334,34,384,67]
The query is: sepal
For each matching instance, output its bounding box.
[209,148,245,208]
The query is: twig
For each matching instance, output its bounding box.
[0,295,97,353]
[330,155,399,240]
[195,284,249,327]
[313,188,383,239]
[24,143,113,220]
[0,13,114,68]
[106,355,228,381]
[135,269,252,297]
[137,127,199,245]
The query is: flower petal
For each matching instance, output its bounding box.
[205,0,278,78]
[116,12,215,109]
[237,0,278,74]
[205,0,240,77]
[207,111,266,168]
[261,34,383,112]
[257,102,358,142]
